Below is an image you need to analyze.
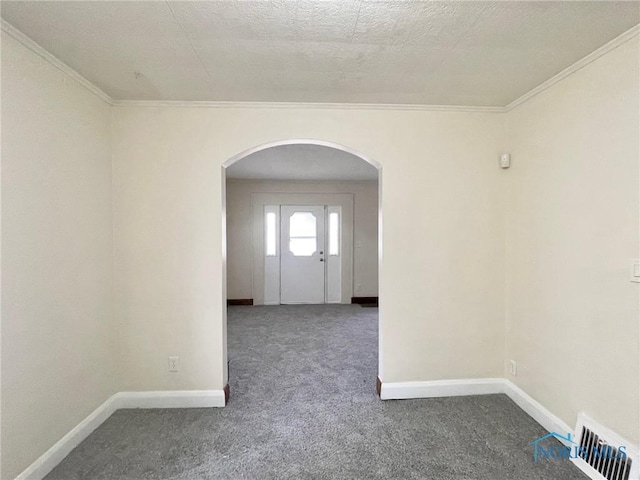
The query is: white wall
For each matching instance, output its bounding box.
[226,179,379,300]
[505,36,640,444]
[1,32,116,479]
[111,106,506,391]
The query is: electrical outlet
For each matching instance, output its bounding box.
[356,284,362,293]
[509,360,517,376]
[168,356,179,372]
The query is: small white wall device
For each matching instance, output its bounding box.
[500,153,511,169]
[630,259,640,283]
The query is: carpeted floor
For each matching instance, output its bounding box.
[45,305,587,479]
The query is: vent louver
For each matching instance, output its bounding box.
[578,426,632,480]
[571,413,639,480]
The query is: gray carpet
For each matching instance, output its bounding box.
[45,305,587,480]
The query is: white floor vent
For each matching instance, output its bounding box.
[571,413,639,480]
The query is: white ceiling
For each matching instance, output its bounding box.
[2,1,638,106]
[226,144,378,181]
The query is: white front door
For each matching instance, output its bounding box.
[280,205,326,304]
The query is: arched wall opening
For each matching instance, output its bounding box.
[221,139,383,394]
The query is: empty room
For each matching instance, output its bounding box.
[1,1,638,480]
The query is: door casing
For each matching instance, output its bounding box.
[251,193,354,305]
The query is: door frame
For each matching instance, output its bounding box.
[221,139,383,388]
[251,194,354,305]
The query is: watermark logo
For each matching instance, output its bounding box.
[529,432,627,463]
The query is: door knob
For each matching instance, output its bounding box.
[319,251,324,254]
[320,258,324,262]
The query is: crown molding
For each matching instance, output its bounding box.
[109,99,504,113]
[1,19,113,105]
[505,23,640,112]
[3,17,638,114]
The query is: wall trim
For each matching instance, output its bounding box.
[14,395,119,480]
[15,389,226,480]
[380,378,506,400]
[110,99,504,113]
[1,19,113,105]
[505,23,640,111]
[380,378,575,441]
[114,390,226,409]
[502,380,573,441]
[351,296,379,305]
[227,299,254,306]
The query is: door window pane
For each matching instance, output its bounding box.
[289,211,317,256]
[329,212,339,256]
[289,212,316,238]
[289,238,317,256]
[265,212,276,256]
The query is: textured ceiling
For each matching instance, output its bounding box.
[226,144,378,181]
[2,1,639,106]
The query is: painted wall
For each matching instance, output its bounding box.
[505,37,640,444]
[111,106,506,392]
[1,32,116,479]
[226,179,379,300]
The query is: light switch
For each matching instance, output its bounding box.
[631,260,640,283]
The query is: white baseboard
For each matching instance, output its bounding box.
[114,390,226,409]
[15,395,119,480]
[502,380,573,441]
[380,377,506,400]
[380,378,573,439]
[16,389,226,480]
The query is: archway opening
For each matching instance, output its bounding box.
[221,140,382,402]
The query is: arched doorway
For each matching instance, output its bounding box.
[221,139,383,401]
